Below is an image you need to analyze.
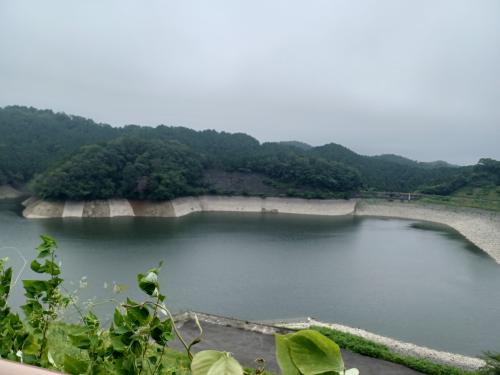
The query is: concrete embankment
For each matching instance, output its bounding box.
[0,185,24,199]
[22,196,500,263]
[171,196,356,216]
[22,196,357,219]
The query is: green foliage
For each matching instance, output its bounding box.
[33,137,204,201]
[0,106,117,185]
[0,235,191,374]
[0,258,29,362]
[275,330,358,375]
[421,158,500,197]
[314,143,465,192]
[62,262,178,374]
[21,235,69,367]
[191,351,243,375]
[479,352,500,375]
[242,144,362,193]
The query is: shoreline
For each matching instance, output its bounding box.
[21,195,500,263]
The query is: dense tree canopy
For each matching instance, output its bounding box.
[33,138,204,200]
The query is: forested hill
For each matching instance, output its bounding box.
[0,105,496,201]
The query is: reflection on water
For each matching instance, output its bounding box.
[0,199,499,356]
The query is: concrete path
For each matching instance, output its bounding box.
[172,317,423,375]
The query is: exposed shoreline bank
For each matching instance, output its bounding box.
[22,195,500,263]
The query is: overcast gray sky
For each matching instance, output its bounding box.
[1,0,499,164]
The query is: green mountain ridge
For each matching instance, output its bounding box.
[0,105,497,200]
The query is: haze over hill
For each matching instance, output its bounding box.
[1,106,498,202]
[1,1,499,164]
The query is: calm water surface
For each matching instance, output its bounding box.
[1,200,499,356]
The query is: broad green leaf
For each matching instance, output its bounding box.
[69,331,91,350]
[275,334,301,375]
[192,350,225,375]
[130,339,143,356]
[43,260,60,275]
[64,354,89,375]
[151,317,173,345]
[30,260,60,275]
[36,235,57,258]
[21,300,42,321]
[30,260,44,273]
[288,330,344,374]
[22,334,40,355]
[23,280,50,297]
[110,335,126,352]
[125,298,150,325]
[138,270,159,296]
[113,308,124,327]
[0,265,12,296]
[192,350,243,375]
[207,355,244,375]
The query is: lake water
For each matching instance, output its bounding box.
[1,199,499,356]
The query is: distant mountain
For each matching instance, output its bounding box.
[421,160,459,169]
[313,145,464,192]
[372,154,419,166]
[278,141,313,150]
[374,154,458,169]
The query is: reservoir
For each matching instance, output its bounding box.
[1,199,499,356]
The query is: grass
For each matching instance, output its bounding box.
[420,187,500,212]
[313,326,482,375]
